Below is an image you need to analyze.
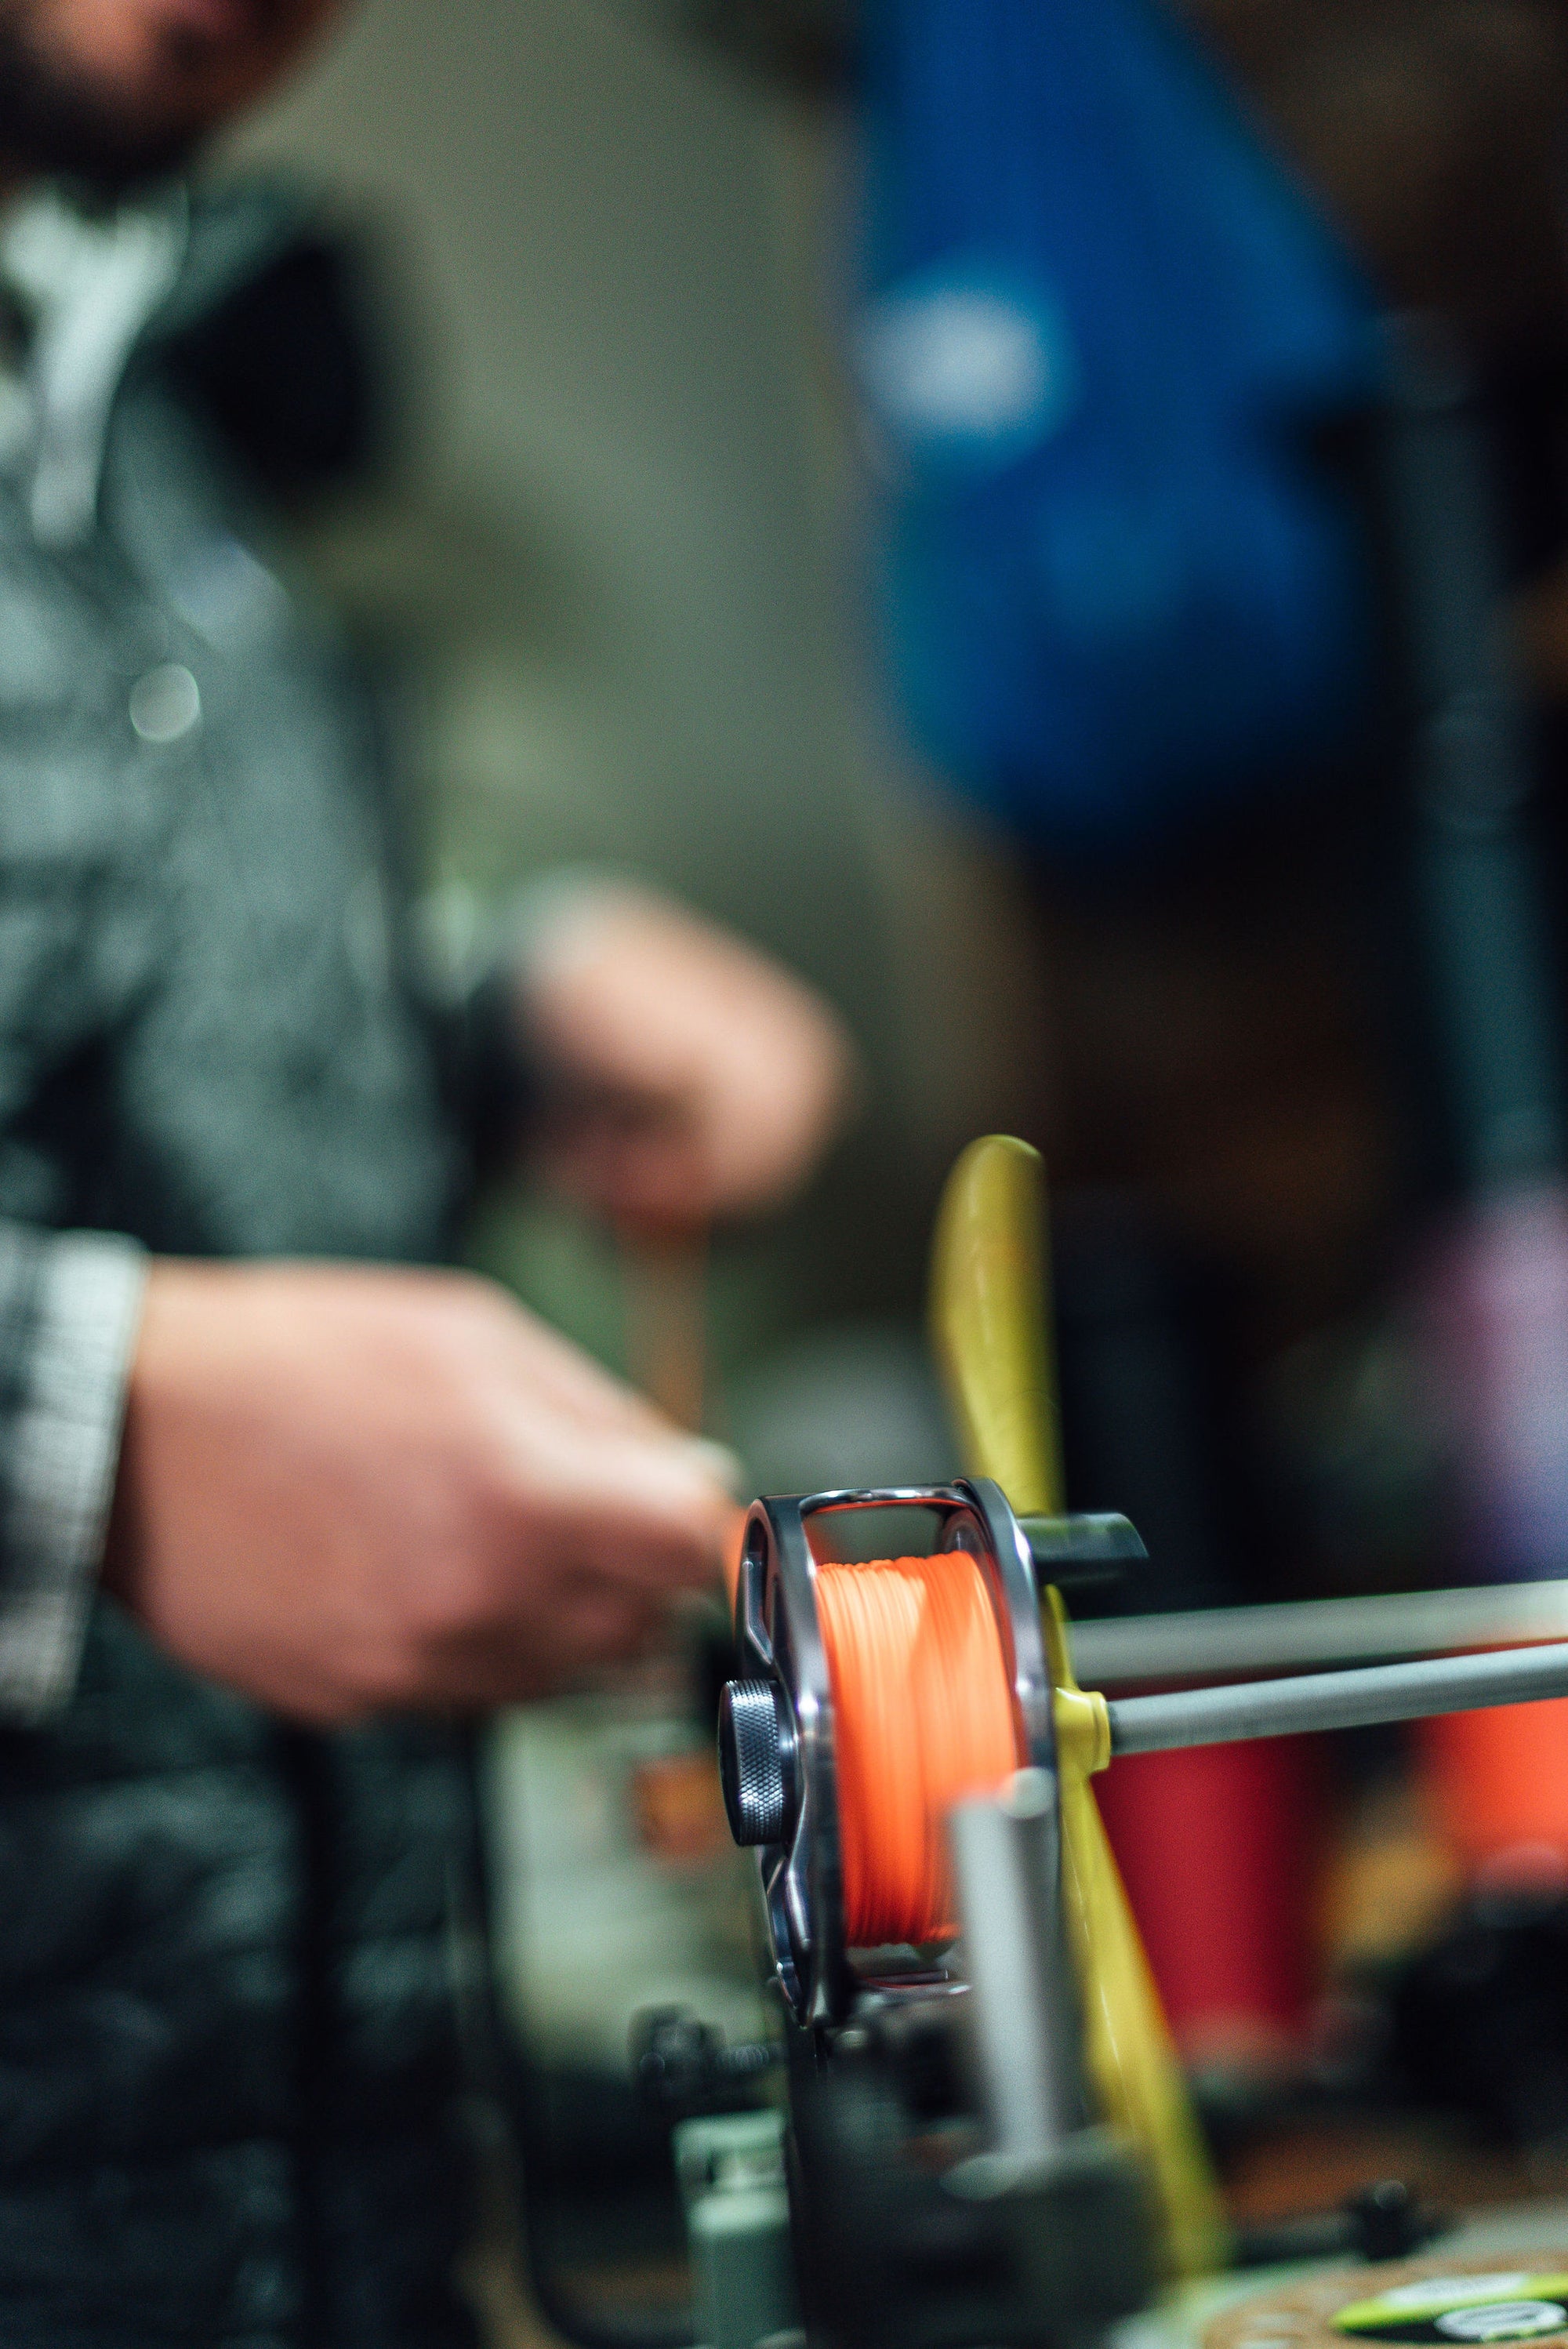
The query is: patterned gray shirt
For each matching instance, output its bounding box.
[0,183,473,1722]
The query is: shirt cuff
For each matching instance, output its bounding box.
[0,1231,147,1724]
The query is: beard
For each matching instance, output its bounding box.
[0,19,204,194]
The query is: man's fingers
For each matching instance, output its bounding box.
[520,883,857,1225]
[561,1439,739,1592]
[536,1037,850,1222]
[430,1581,665,1705]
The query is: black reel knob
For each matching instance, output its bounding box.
[717,1678,797,1846]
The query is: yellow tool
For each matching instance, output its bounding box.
[930,1133,1229,2282]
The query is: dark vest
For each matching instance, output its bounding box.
[0,207,485,2348]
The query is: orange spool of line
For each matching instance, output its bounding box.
[722,1505,748,1611]
[815,1552,1024,1948]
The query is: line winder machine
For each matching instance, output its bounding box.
[641,1138,1568,2349]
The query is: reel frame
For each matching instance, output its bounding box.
[727,1476,1055,2025]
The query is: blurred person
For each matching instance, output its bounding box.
[0,2,854,2342]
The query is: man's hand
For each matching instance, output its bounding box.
[517,882,857,1227]
[105,1259,739,1723]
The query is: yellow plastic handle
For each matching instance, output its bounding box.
[929,1135,1229,2282]
[929,1134,1062,1516]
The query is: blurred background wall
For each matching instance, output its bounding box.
[221,0,1049,1416]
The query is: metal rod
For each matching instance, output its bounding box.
[1069,1578,1568,1686]
[1106,1639,1568,1756]
[950,1770,1078,2162]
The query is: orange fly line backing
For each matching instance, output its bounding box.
[815,1551,1024,1948]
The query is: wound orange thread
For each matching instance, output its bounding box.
[723,1507,747,1610]
[815,1552,1022,1948]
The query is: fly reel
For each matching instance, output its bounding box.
[716,1478,1126,2024]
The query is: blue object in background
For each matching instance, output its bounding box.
[855,0,1382,851]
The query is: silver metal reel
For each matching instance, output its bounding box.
[717,1478,1054,2026]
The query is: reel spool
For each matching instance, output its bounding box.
[717,1135,1228,2283]
[717,1478,1054,2024]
